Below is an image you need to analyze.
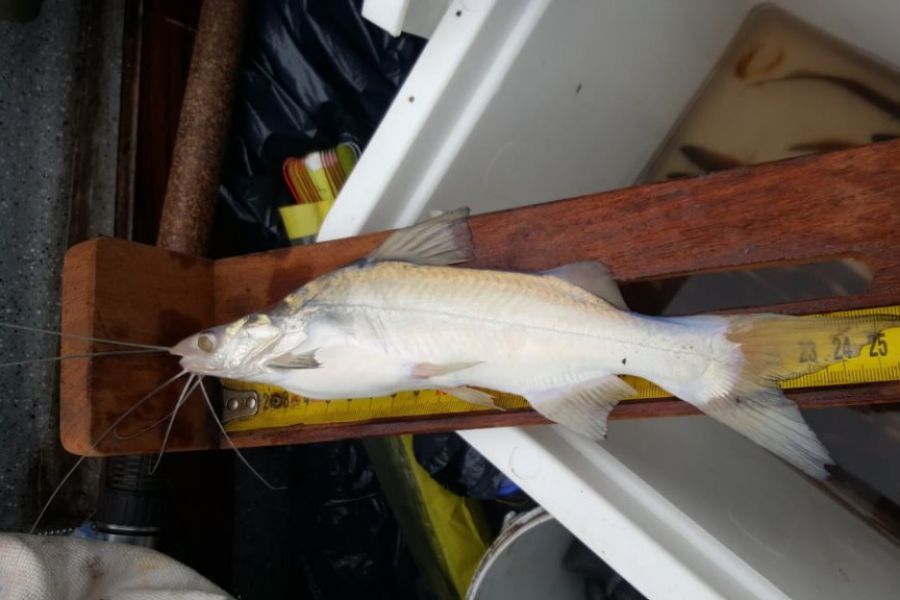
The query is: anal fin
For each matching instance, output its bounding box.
[524,375,636,440]
[441,386,501,410]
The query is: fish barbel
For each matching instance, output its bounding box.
[171,209,899,478]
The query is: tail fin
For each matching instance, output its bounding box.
[688,313,899,478]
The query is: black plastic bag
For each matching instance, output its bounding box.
[210,2,428,597]
[413,432,523,501]
[227,441,425,600]
[214,0,426,256]
[289,441,424,599]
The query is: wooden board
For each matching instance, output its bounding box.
[61,140,900,456]
[60,240,215,455]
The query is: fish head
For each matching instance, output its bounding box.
[171,312,297,378]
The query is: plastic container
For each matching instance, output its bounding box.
[320,0,900,237]
[321,2,900,598]
[466,508,584,600]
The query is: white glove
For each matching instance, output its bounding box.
[0,534,232,600]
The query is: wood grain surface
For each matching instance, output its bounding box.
[62,140,900,455]
[60,240,215,455]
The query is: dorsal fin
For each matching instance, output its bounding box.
[367,208,474,265]
[542,261,628,310]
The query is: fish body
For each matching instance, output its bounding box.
[248,261,727,402]
[766,71,900,121]
[679,144,744,173]
[172,209,899,478]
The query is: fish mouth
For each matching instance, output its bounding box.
[169,336,197,359]
[169,335,218,367]
[177,356,217,375]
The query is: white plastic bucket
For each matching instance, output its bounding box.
[466,508,584,600]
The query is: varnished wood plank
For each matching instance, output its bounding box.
[60,239,215,455]
[62,140,900,455]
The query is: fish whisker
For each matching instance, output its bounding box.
[198,378,286,492]
[0,320,171,351]
[0,348,167,369]
[29,369,190,534]
[112,404,181,440]
[149,374,201,474]
[27,456,87,535]
[92,370,191,446]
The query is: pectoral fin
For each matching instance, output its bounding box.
[266,349,321,369]
[412,361,481,378]
[367,208,474,266]
[542,261,628,310]
[524,375,636,440]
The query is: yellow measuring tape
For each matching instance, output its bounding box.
[223,305,900,432]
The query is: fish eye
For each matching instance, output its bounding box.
[197,334,216,353]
